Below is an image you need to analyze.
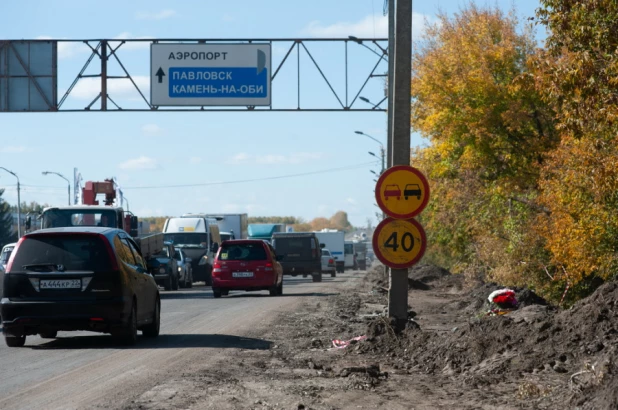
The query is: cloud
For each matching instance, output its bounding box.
[111,32,152,50]
[0,146,27,153]
[346,198,357,205]
[36,36,84,59]
[136,9,176,20]
[142,124,162,136]
[118,156,159,170]
[36,33,151,59]
[228,152,325,165]
[70,75,149,100]
[190,157,202,164]
[222,14,236,23]
[302,13,431,38]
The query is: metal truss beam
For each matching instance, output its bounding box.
[3,38,388,113]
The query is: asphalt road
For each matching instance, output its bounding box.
[0,273,351,410]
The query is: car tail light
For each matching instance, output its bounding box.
[329,258,334,264]
[99,234,119,271]
[4,236,25,273]
[265,262,273,272]
[213,262,221,274]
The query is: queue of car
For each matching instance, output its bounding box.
[0,224,335,348]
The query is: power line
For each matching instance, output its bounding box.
[123,161,379,190]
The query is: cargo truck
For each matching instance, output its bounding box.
[186,213,248,241]
[247,223,285,242]
[314,230,345,273]
[162,217,221,286]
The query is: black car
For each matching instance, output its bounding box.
[1,227,160,347]
[271,232,323,282]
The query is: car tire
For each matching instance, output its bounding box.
[172,274,179,291]
[5,335,26,347]
[164,275,172,291]
[312,272,322,283]
[221,289,229,296]
[213,288,222,298]
[118,303,138,346]
[277,281,283,296]
[39,331,58,339]
[269,285,278,296]
[187,272,193,288]
[331,272,336,278]
[142,299,160,338]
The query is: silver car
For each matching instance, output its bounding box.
[320,248,336,278]
[174,248,193,288]
[0,242,16,273]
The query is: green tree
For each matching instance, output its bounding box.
[0,189,17,247]
[410,5,557,286]
[533,0,618,299]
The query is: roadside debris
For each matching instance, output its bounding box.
[487,288,518,315]
[331,335,367,349]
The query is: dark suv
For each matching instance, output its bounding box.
[1,227,161,347]
[272,232,323,282]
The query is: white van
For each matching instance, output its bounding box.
[162,217,221,286]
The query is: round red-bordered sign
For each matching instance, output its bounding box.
[375,165,430,219]
[372,217,427,269]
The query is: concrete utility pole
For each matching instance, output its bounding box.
[388,0,413,331]
[387,0,395,169]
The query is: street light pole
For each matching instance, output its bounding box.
[355,131,385,173]
[42,171,71,206]
[0,167,21,238]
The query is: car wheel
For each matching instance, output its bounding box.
[187,272,193,288]
[39,331,58,339]
[5,335,26,347]
[164,275,172,291]
[269,285,278,296]
[331,272,336,278]
[405,196,408,200]
[142,299,160,338]
[118,303,138,346]
[221,289,229,296]
[277,281,283,296]
[212,288,222,298]
[312,272,322,283]
[172,274,179,291]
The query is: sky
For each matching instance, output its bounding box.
[0,0,542,227]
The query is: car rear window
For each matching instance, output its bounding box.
[219,243,267,261]
[9,235,112,272]
[322,249,331,256]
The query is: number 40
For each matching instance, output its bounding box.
[384,231,415,252]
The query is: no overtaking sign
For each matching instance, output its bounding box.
[150,44,272,107]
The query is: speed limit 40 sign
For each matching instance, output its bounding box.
[372,217,426,269]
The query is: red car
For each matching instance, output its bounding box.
[384,184,402,200]
[211,240,283,298]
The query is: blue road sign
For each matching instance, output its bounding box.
[150,44,271,107]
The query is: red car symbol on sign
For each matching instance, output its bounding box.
[384,184,401,200]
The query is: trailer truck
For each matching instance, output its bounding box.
[314,230,345,273]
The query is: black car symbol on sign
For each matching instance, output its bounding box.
[404,184,422,200]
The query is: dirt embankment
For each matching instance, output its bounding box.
[132,266,618,409]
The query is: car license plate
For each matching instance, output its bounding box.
[232,272,254,278]
[40,279,81,290]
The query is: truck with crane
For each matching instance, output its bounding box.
[40,179,138,237]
